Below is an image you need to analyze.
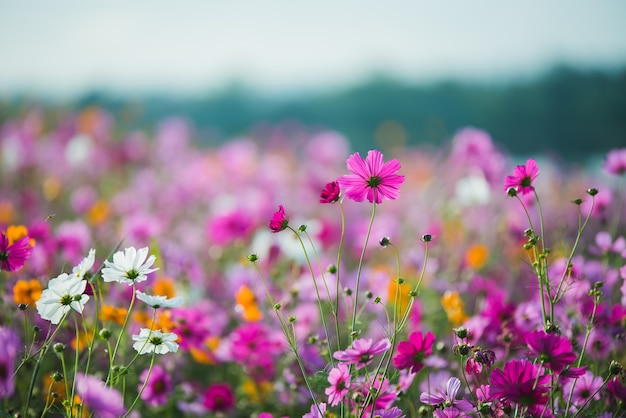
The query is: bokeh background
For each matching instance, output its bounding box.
[2,0,626,160]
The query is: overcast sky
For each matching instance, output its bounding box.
[1,0,626,97]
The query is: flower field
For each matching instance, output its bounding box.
[1,107,626,417]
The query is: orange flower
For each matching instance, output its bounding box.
[441,290,469,327]
[189,336,221,364]
[13,279,43,305]
[388,277,411,318]
[0,201,15,224]
[99,305,128,325]
[86,200,109,226]
[235,285,262,322]
[6,225,35,247]
[71,328,95,352]
[153,277,176,298]
[465,244,489,270]
[43,374,66,405]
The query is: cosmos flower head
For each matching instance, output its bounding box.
[136,290,184,309]
[333,337,391,369]
[393,331,435,374]
[132,328,179,355]
[71,248,95,280]
[102,246,158,286]
[319,181,341,203]
[419,377,475,414]
[36,273,90,324]
[325,363,351,406]
[269,205,289,233]
[337,150,405,204]
[74,373,125,418]
[504,158,540,196]
[0,232,33,272]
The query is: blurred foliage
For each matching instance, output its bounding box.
[2,65,625,160]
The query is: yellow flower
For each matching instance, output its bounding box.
[242,378,273,404]
[189,336,221,364]
[13,279,43,305]
[153,277,176,298]
[235,285,263,322]
[441,290,469,327]
[6,225,35,246]
[99,305,128,325]
[465,244,489,270]
[86,200,109,226]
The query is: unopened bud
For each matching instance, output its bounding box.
[53,343,65,353]
[587,188,598,196]
[379,237,390,247]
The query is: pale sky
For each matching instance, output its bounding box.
[1,0,626,97]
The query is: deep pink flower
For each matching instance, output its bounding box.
[319,181,341,203]
[333,337,391,369]
[526,330,577,374]
[0,234,33,272]
[604,148,626,175]
[419,377,474,414]
[139,365,172,407]
[504,159,539,196]
[269,205,289,233]
[337,150,405,204]
[393,331,435,374]
[325,363,351,406]
[75,373,126,418]
[203,383,234,412]
[490,359,550,408]
[607,377,626,403]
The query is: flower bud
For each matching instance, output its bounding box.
[421,234,432,242]
[298,224,307,232]
[609,360,623,375]
[99,328,112,340]
[587,188,598,196]
[379,237,390,247]
[53,343,65,353]
[17,303,27,311]
[246,254,259,262]
[454,326,468,339]
[572,198,583,205]
[507,187,517,197]
[52,371,63,382]
[327,264,337,274]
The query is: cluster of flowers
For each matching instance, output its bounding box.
[1,107,626,417]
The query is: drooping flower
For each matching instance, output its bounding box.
[419,377,475,414]
[139,365,172,407]
[604,148,626,175]
[490,359,550,409]
[504,159,540,196]
[320,181,341,203]
[333,337,391,369]
[136,290,184,309]
[13,279,43,305]
[269,205,289,233]
[562,371,603,410]
[132,328,179,354]
[203,383,235,412]
[0,232,33,272]
[0,327,20,398]
[325,363,351,406]
[102,246,158,285]
[393,331,435,374]
[526,330,577,374]
[337,150,405,204]
[74,373,125,418]
[36,273,90,324]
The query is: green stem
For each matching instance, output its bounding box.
[125,352,156,417]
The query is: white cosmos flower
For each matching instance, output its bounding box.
[71,248,96,280]
[102,247,158,286]
[36,273,90,324]
[132,328,179,355]
[135,290,184,309]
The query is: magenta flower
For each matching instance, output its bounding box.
[393,331,435,374]
[604,148,626,175]
[526,330,577,374]
[504,158,539,196]
[419,377,474,414]
[333,337,391,369]
[490,359,550,408]
[269,205,289,233]
[75,373,126,418]
[325,363,351,406]
[203,383,234,412]
[337,150,405,204]
[0,233,33,272]
[320,181,341,203]
[139,365,172,407]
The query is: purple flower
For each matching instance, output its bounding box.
[337,150,405,204]
[269,205,289,233]
[303,402,327,418]
[504,159,539,196]
[0,327,20,398]
[325,363,350,406]
[604,148,626,175]
[490,359,550,408]
[203,383,234,412]
[419,377,474,414]
[372,406,406,418]
[563,371,603,410]
[320,181,341,203]
[139,365,172,407]
[526,330,577,374]
[0,233,32,272]
[75,373,126,418]
[333,337,391,369]
[393,331,435,374]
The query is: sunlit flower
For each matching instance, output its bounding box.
[13,279,43,305]
[70,248,95,280]
[320,181,341,203]
[99,305,128,325]
[132,328,179,354]
[0,232,33,272]
[333,337,391,369]
[36,273,90,324]
[269,205,289,233]
[504,158,539,196]
[136,290,184,309]
[325,363,351,406]
[74,373,125,418]
[338,150,405,204]
[102,246,158,285]
[393,331,435,374]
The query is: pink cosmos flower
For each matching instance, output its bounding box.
[303,402,327,418]
[490,359,550,409]
[337,150,405,204]
[526,330,577,374]
[504,159,539,196]
[604,148,626,175]
[269,205,289,233]
[0,233,33,272]
[333,337,391,369]
[562,371,603,410]
[325,363,351,406]
[393,331,435,374]
[319,181,341,203]
[139,365,172,407]
[203,383,234,412]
